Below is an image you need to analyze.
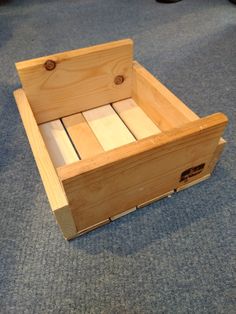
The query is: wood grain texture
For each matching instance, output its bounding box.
[58,113,227,231]
[13,89,69,212]
[83,105,135,151]
[132,61,199,131]
[39,120,79,167]
[138,190,174,208]
[62,113,104,159]
[15,39,133,124]
[113,98,161,139]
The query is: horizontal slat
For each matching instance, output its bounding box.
[39,120,79,167]
[113,98,161,139]
[83,105,136,151]
[62,113,104,159]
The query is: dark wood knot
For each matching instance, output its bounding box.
[114,75,124,85]
[44,59,56,71]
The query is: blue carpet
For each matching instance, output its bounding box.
[0,0,235,313]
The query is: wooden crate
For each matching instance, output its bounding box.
[13,39,228,240]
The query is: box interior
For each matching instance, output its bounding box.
[36,61,201,171]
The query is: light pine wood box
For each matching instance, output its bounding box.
[14,39,228,240]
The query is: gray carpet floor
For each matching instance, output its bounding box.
[0,0,235,313]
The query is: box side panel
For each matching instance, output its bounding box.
[58,113,227,232]
[13,89,68,211]
[15,39,133,124]
[132,61,199,131]
[14,89,77,238]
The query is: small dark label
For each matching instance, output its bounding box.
[180,163,205,182]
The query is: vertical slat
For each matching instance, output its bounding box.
[39,120,79,167]
[113,98,161,139]
[83,104,136,151]
[62,113,104,159]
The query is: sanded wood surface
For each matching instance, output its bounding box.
[113,98,161,139]
[13,89,69,212]
[58,113,227,231]
[132,61,199,131]
[62,113,104,159]
[15,39,133,124]
[39,120,79,167]
[83,105,136,151]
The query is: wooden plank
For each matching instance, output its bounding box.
[83,105,136,151]
[39,120,79,168]
[113,98,161,139]
[57,113,227,231]
[13,89,69,211]
[62,113,104,159]
[15,39,133,124]
[132,61,199,131]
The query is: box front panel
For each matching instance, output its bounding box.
[59,113,227,232]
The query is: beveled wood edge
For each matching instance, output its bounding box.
[15,39,133,71]
[57,112,228,183]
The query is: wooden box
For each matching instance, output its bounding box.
[14,39,228,240]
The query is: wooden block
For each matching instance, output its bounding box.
[132,61,199,131]
[138,190,174,208]
[39,120,79,167]
[58,113,227,231]
[13,89,69,212]
[110,207,137,221]
[113,98,161,139]
[83,105,136,151]
[15,39,133,124]
[62,113,104,159]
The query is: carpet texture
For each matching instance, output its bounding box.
[0,0,235,313]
